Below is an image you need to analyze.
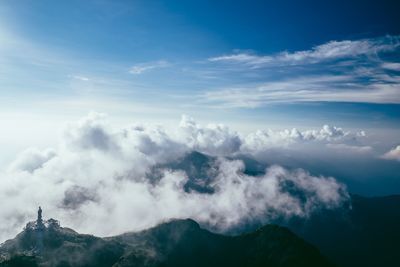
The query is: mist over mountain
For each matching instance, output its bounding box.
[1,113,356,243]
[1,115,398,267]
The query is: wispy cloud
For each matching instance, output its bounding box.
[200,74,400,108]
[208,36,400,67]
[201,35,400,107]
[129,60,170,74]
[209,53,273,66]
[381,62,400,71]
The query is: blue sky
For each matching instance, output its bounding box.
[0,1,399,174]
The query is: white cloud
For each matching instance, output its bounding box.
[208,36,400,67]
[201,74,400,107]
[204,36,400,106]
[381,145,400,161]
[178,115,242,156]
[241,124,366,153]
[381,62,400,71]
[303,125,347,141]
[63,112,118,152]
[208,53,272,66]
[0,113,355,242]
[129,60,169,74]
[8,148,56,173]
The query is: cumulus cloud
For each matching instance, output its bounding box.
[241,124,364,152]
[0,113,360,243]
[178,115,242,156]
[9,148,56,173]
[381,145,400,161]
[63,112,118,152]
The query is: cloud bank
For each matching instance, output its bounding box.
[0,113,366,242]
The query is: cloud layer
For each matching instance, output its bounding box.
[0,113,357,242]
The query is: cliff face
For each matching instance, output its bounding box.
[0,218,332,267]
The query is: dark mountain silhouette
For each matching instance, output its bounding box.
[110,219,333,267]
[0,213,333,267]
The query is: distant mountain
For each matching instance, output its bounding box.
[154,151,266,194]
[282,194,400,267]
[0,216,333,267]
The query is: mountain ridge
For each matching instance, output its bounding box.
[0,215,333,267]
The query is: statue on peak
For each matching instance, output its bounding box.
[37,206,43,224]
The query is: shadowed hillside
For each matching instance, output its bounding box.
[0,211,332,267]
